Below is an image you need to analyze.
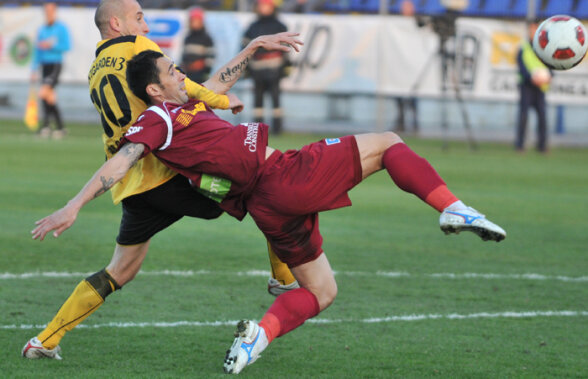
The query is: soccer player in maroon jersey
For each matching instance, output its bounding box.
[22,0,302,361]
[32,50,506,374]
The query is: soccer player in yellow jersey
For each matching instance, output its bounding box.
[22,0,301,360]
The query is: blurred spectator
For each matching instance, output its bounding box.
[394,0,419,134]
[242,0,291,134]
[515,20,551,153]
[181,7,215,84]
[32,2,71,139]
[401,0,414,15]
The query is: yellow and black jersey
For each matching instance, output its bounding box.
[88,34,229,204]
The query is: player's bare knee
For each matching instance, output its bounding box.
[319,288,337,311]
[380,131,403,148]
[316,281,338,311]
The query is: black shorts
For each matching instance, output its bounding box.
[117,174,223,245]
[41,63,62,88]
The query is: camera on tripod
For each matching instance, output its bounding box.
[416,0,469,41]
[410,0,477,150]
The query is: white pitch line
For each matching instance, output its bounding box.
[425,272,588,282]
[0,270,586,282]
[2,310,587,330]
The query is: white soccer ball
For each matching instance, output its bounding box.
[532,15,588,70]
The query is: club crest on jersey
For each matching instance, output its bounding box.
[177,102,207,127]
[181,102,206,116]
[325,138,341,145]
[125,126,143,136]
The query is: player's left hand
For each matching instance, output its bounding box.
[31,204,79,241]
[253,32,304,53]
[227,93,244,114]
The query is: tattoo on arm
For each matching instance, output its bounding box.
[91,143,143,199]
[121,143,144,168]
[219,56,250,83]
[93,176,115,198]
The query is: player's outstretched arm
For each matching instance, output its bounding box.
[203,32,303,94]
[31,143,145,241]
[181,33,300,113]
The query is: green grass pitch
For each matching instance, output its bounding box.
[1,119,587,378]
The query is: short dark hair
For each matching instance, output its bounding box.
[126,50,164,105]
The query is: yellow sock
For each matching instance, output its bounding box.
[267,241,296,285]
[38,270,118,349]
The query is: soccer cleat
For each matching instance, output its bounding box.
[439,206,506,242]
[267,277,300,297]
[51,129,67,140]
[223,320,267,374]
[22,337,62,360]
[38,127,51,139]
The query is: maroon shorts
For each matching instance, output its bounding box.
[247,136,362,267]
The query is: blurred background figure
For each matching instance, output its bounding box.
[32,2,71,139]
[242,0,291,134]
[181,7,215,84]
[394,0,420,135]
[515,19,551,153]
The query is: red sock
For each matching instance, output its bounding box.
[383,143,458,212]
[258,288,320,343]
[424,185,459,212]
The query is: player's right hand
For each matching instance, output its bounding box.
[31,205,78,241]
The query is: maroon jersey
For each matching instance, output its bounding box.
[121,99,269,219]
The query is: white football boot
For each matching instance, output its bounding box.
[440,206,506,242]
[223,320,268,374]
[22,337,62,360]
[38,127,51,139]
[267,277,300,297]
